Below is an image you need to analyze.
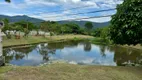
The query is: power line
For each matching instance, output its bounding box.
[59,10,142,21]
[32,5,94,15]
[59,14,114,21]
[45,8,116,18]
[30,4,142,21]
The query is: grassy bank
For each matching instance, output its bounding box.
[122,44,142,50]
[91,37,111,45]
[0,63,141,80]
[2,34,93,47]
[91,38,142,50]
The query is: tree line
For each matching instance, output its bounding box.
[1,18,106,39]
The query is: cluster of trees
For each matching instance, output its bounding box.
[92,0,142,45]
[40,21,94,36]
[1,19,38,39]
[1,18,97,39]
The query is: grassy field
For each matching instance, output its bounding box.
[0,63,141,80]
[2,34,94,47]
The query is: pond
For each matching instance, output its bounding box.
[3,41,142,66]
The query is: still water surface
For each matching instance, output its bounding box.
[3,41,142,66]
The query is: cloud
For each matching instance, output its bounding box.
[0,0,123,22]
[24,0,58,6]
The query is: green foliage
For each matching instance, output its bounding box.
[7,32,11,39]
[60,24,72,34]
[5,0,10,3]
[40,22,81,35]
[15,21,36,31]
[15,21,36,37]
[1,19,12,39]
[91,28,102,37]
[100,27,109,39]
[110,0,142,45]
[1,19,9,32]
[85,22,93,30]
[64,23,80,34]
[40,21,60,34]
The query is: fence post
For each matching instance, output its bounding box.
[0,21,5,66]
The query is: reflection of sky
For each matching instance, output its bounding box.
[10,50,44,66]
[9,43,116,66]
[49,44,116,66]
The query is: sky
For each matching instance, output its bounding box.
[0,0,123,22]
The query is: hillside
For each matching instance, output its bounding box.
[0,15,110,28]
[58,21,110,29]
[0,15,44,25]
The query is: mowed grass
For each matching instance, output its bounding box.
[0,66,13,80]
[1,63,142,80]
[2,34,94,47]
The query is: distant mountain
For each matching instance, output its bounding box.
[0,15,44,25]
[58,21,110,29]
[0,15,110,28]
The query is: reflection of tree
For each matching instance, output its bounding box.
[13,46,36,55]
[99,45,106,57]
[37,44,56,62]
[3,49,14,63]
[3,46,36,63]
[38,41,79,61]
[47,41,78,49]
[84,42,91,52]
[15,52,25,60]
[3,41,80,64]
[112,46,142,66]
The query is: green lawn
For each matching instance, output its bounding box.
[2,34,94,47]
[0,63,142,80]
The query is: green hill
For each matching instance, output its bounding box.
[0,15,110,28]
[58,21,110,29]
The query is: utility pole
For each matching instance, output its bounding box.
[0,21,5,66]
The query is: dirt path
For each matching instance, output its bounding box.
[3,63,142,80]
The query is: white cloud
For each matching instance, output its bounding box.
[24,0,58,6]
[0,0,123,22]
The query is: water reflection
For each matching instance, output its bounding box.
[83,42,92,52]
[3,41,142,66]
[112,46,142,66]
[37,44,55,61]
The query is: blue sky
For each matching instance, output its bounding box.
[0,0,123,22]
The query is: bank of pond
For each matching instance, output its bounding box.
[3,41,142,67]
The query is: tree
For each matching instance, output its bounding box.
[60,24,72,34]
[85,22,93,30]
[65,23,80,34]
[110,0,142,45]
[84,42,92,52]
[5,0,10,3]
[40,21,61,36]
[1,19,12,39]
[15,21,36,37]
[100,27,110,41]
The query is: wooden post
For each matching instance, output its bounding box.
[0,21,5,66]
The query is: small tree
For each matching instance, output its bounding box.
[85,22,93,30]
[65,23,80,34]
[15,21,36,37]
[1,19,12,39]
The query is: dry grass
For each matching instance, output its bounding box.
[2,34,93,47]
[122,44,142,50]
[2,63,142,80]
